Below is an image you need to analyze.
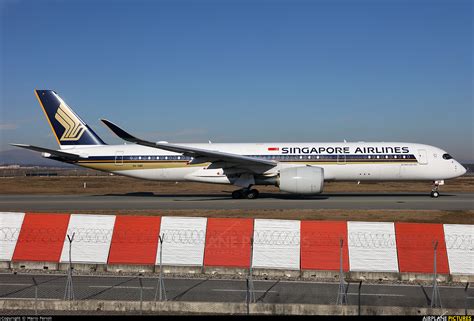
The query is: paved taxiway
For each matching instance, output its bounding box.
[0,193,472,211]
[0,273,471,309]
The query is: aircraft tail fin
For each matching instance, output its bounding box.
[34,90,106,148]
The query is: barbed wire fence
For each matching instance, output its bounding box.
[0,266,470,314]
[0,227,472,251]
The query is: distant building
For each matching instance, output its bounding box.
[0,164,21,169]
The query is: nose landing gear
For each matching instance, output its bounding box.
[430,180,444,198]
[231,188,260,199]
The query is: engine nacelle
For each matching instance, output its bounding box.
[278,166,324,195]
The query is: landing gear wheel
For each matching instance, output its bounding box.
[232,190,243,199]
[232,188,260,199]
[430,181,441,198]
[245,189,259,199]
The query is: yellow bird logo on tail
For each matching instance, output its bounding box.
[54,103,86,141]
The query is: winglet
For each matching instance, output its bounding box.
[100,119,139,143]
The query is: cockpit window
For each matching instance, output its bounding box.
[442,153,453,160]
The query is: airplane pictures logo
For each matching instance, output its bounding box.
[54,103,85,141]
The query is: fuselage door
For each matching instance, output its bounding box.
[417,149,428,165]
[115,151,124,166]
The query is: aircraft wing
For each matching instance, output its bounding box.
[10,144,83,161]
[101,119,277,170]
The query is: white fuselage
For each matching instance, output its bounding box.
[54,142,466,185]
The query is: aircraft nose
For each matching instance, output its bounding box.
[459,164,467,175]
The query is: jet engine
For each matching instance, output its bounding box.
[278,166,324,194]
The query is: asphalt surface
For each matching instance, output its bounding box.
[0,273,471,309]
[0,193,472,211]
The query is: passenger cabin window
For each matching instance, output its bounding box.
[442,153,453,160]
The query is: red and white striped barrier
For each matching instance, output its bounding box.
[60,214,116,264]
[395,222,449,274]
[0,212,25,262]
[300,221,349,271]
[444,224,473,274]
[158,217,207,266]
[13,213,69,263]
[204,218,253,268]
[109,216,161,265]
[0,212,472,275]
[347,221,399,272]
[252,219,300,270]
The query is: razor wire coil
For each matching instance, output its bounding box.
[0,227,472,250]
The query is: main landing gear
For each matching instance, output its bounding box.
[430,180,443,198]
[231,188,260,199]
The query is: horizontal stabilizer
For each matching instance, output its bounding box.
[10,144,83,161]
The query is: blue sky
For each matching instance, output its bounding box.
[1,0,472,161]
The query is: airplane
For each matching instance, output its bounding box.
[12,90,467,199]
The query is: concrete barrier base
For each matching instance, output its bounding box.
[301,270,341,280]
[451,274,474,283]
[252,268,301,278]
[58,263,107,273]
[11,261,58,271]
[348,271,400,282]
[399,272,451,283]
[0,299,471,315]
[1,262,472,284]
[106,264,155,274]
[161,265,203,275]
[204,266,247,276]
